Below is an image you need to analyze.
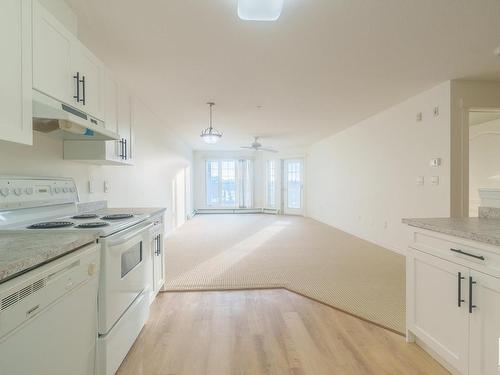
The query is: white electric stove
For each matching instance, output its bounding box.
[0,176,151,375]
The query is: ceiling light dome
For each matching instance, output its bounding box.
[238,0,284,21]
[200,102,223,144]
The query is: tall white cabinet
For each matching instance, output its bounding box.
[406,227,500,375]
[0,0,33,145]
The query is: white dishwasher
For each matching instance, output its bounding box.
[0,243,100,375]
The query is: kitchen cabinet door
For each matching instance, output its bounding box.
[407,249,469,374]
[0,0,32,145]
[32,1,74,105]
[469,270,500,375]
[117,85,133,162]
[103,72,121,162]
[153,233,165,294]
[71,45,105,120]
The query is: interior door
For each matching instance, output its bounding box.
[283,159,304,215]
[469,269,500,375]
[408,249,470,374]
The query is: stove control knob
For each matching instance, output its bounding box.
[54,187,61,194]
[63,187,69,193]
[70,187,75,193]
[25,187,34,195]
[88,263,97,276]
[0,188,9,197]
[13,188,22,196]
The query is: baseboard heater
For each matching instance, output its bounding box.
[195,208,280,215]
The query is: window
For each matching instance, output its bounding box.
[220,160,236,206]
[266,160,276,207]
[206,161,219,206]
[206,159,250,208]
[287,161,301,209]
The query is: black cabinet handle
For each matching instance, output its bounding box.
[73,72,80,102]
[469,276,477,313]
[81,75,86,105]
[119,138,125,159]
[450,248,485,261]
[458,272,465,307]
[124,139,128,160]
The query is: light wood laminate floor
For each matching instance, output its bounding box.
[117,290,448,375]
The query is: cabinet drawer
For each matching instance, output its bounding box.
[410,228,500,277]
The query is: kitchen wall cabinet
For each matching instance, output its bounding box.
[406,227,500,375]
[64,75,134,165]
[33,0,104,120]
[117,84,133,163]
[0,0,33,145]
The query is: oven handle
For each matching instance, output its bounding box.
[106,222,153,247]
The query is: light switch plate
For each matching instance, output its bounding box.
[103,181,110,193]
[416,176,424,185]
[431,176,440,186]
[416,112,423,122]
[430,158,441,167]
[88,178,95,193]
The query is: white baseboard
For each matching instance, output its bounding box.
[195,208,279,215]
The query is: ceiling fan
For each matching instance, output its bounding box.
[241,137,278,153]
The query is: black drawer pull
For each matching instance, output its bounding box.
[457,272,465,307]
[450,248,485,261]
[469,276,477,313]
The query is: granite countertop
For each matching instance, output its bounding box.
[0,232,98,284]
[402,217,500,247]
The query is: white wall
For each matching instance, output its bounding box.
[307,82,451,253]
[0,97,193,233]
[469,118,500,217]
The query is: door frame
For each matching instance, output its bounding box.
[282,158,305,216]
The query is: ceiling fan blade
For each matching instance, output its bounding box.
[258,147,278,153]
[240,146,255,149]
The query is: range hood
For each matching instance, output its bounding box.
[32,90,120,141]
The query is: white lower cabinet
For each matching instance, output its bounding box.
[407,228,500,375]
[149,214,165,302]
[469,270,500,375]
[408,249,469,373]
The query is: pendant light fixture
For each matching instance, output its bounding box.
[200,102,223,144]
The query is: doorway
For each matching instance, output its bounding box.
[282,159,304,215]
[468,109,500,217]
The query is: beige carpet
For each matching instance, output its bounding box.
[164,214,405,334]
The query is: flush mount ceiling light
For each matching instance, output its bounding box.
[200,102,223,144]
[238,0,284,21]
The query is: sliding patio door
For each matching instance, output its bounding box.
[283,159,304,215]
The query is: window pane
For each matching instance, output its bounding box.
[287,161,301,209]
[266,160,276,207]
[221,160,236,206]
[206,161,219,206]
[239,159,253,208]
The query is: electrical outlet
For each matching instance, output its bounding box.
[88,178,95,193]
[433,106,439,117]
[416,112,423,122]
[416,176,424,185]
[103,180,110,193]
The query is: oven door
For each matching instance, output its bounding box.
[98,221,152,335]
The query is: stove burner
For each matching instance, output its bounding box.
[28,221,74,229]
[72,213,99,219]
[101,214,134,220]
[76,222,110,228]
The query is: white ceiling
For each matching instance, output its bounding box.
[66,0,500,151]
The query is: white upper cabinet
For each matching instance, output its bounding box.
[0,0,33,145]
[32,1,105,120]
[71,44,105,120]
[32,1,73,105]
[117,84,133,163]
